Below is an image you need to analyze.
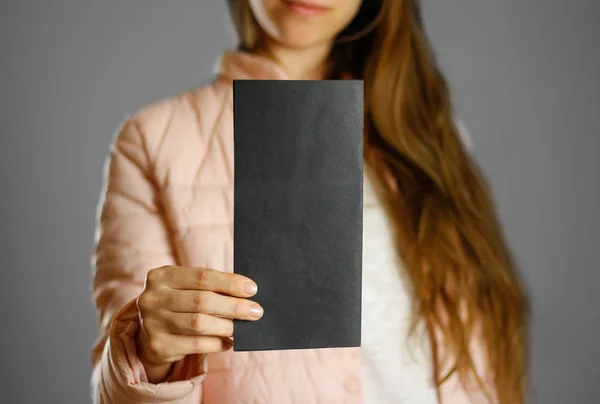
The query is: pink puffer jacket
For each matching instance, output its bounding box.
[91,51,495,404]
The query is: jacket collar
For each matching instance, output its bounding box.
[215,50,290,81]
[214,50,357,81]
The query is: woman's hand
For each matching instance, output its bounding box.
[134,266,263,383]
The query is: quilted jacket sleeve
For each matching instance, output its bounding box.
[90,117,206,404]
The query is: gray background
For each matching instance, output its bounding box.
[1,1,598,403]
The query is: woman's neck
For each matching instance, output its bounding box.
[257,38,332,80]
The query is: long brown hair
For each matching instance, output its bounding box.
[228,1,529,402]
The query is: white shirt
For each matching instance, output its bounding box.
[360,169,438,403]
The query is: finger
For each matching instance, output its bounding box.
[167,290,264,321]
[165,334,233,357]
[165,312,234,337]
[161,267,258,297]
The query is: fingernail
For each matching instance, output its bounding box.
[243,281,258,295]
[249,305,264,319]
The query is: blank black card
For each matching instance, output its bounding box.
[233,80,363,352]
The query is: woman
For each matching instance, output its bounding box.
[91,1,529,403]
